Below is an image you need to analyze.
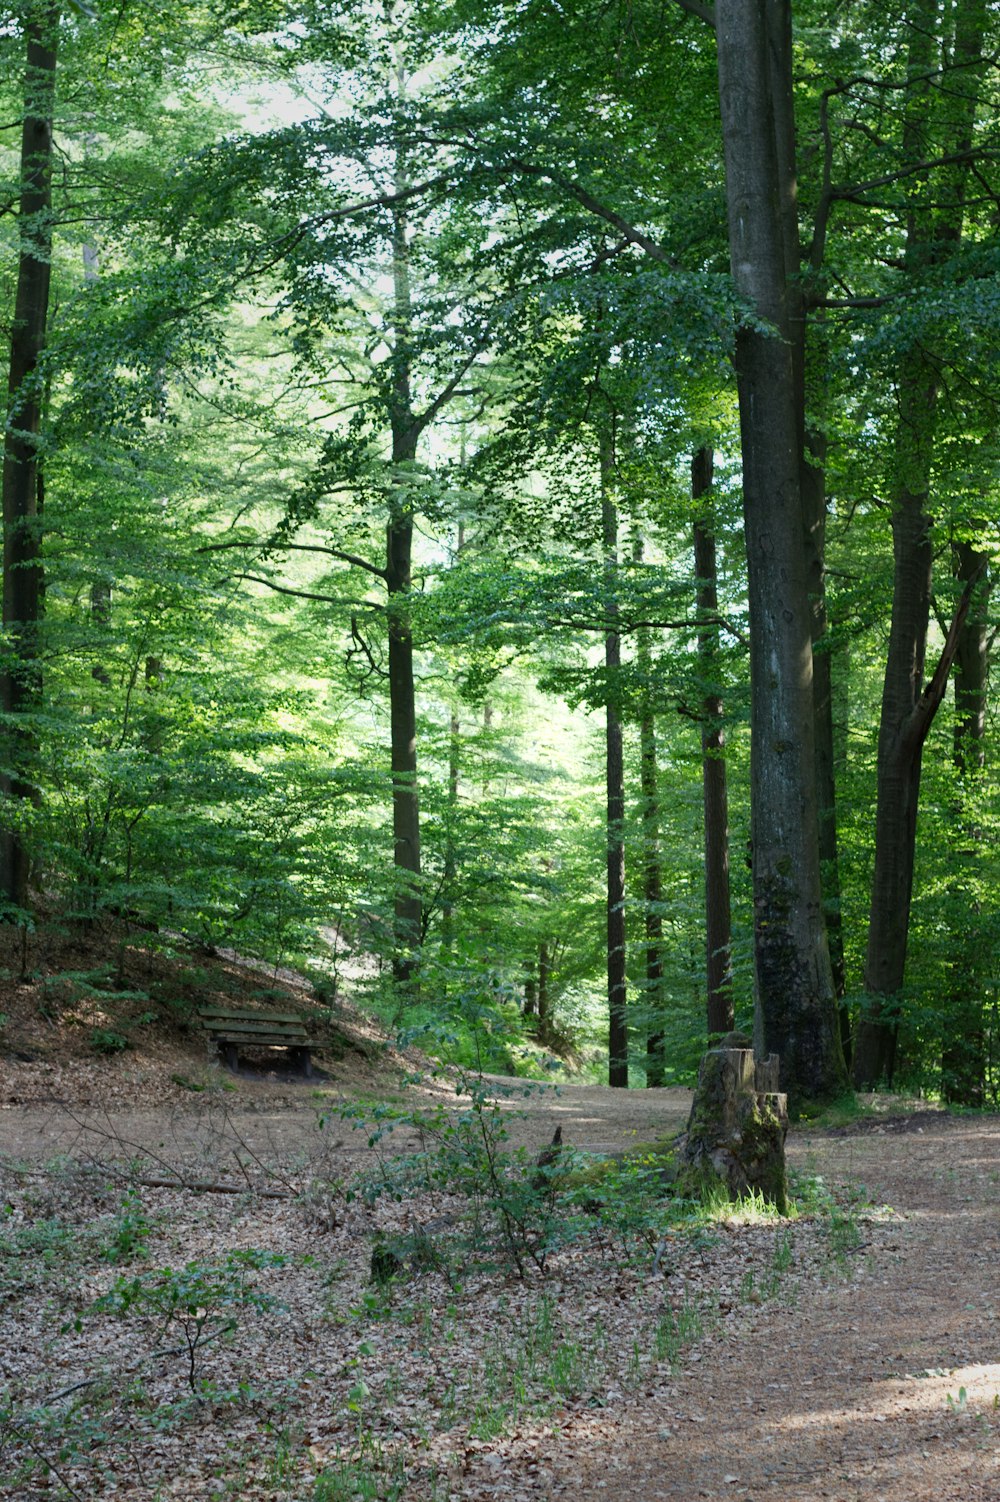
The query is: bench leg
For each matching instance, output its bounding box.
[291,1046,312,1078]
[222,1042,239,1072]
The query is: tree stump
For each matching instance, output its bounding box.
[678,1033,789,1212]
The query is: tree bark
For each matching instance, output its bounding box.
[766,0,847,1031]
[942,535,990,1104]
[0,5,58,911]
[600,426,628,1088]
[692,448,733,1039]
[386,110,421,986]
[715,0,847,1107]
[855,0,986,1086]
[634,535,666,1086]
[440,703,460,962]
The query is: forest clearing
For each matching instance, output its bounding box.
[0,927,998,1501]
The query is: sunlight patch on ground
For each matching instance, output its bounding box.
[769,1363,1000,1433]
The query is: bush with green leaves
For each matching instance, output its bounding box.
[88,1249,286,1392]
[329,1071,574,1279]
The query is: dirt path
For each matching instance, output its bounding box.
[3,1074,999,1501]
[542,1113,1000,1502]
[0,1077,695,1175]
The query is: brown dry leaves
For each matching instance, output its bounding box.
[0,1089,907,1502]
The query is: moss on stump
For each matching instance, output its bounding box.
[677,1046,788,1213]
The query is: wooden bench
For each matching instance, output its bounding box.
[198,1005,312,1076]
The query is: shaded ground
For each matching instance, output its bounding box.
[3,1076,999,1500]
[544,1112,1000,1502]
[1,923,998,1499]
[0,1076,694,1174]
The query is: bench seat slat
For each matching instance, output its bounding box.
[208,1037,309,1049]
[201,1018,307,1036]
[198,1007,305,1025]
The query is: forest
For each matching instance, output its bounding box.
[3,0,1000,1112]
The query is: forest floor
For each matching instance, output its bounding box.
[0,923,998,1500]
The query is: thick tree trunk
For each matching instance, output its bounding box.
[767,0,847,1030]
[855,0,986,1086]
[0,7,58,911]
[715,0,846,1107]
[692,448,733,1041]
[600,427,628,1088]
[856,372,936,1084]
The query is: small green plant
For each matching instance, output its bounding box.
[89,1250,285,1392]
[761,1226,796,1297]
[329,1071,566,1277]
[652,1301,704,1366]
[946,1385,968,1413]
[89,1026,130,1054]
[313,1431,407,1502]
[103,1189,153,1264]
[0,1215,78,1298]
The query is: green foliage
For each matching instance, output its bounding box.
[313,1432,408,1502]
[89,1250,286,1391]
[102,1190,153,1265]
[332,1070,567,1278]
[89,1027,130,1055]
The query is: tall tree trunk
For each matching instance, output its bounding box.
[634,535,666,1086]
[386,80,421,985]
[600,426,628,1088]
[440,703,460,961]
[767,0,847,1034]
[692,447,733,1039]
[1,6,58,911]
[715,0,847,1107]
[855,0,986,1087]
[537,939,552,1046]
[942,536,990,1104]
[83,238,112,690]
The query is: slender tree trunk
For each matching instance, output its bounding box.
[715,0,846,1107]
[386,89,421,984]
[439,703,460,967]
[82,238,113,691]
[942,537,989,1104]
[1,6,58,911]
[692,447,733,1039]
[523,957,537,1019]
[537,939,552,1046]
[952,540,988,772]
[634,536,666,1085]
[600,426,628,1088]
[91,582,111,687]
[855,0,986,1086]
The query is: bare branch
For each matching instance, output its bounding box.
[198,537,388,581]
[230,572,383,607]
[832,146,1000,204]
[505,158,675,264]
[902,563,986,757]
